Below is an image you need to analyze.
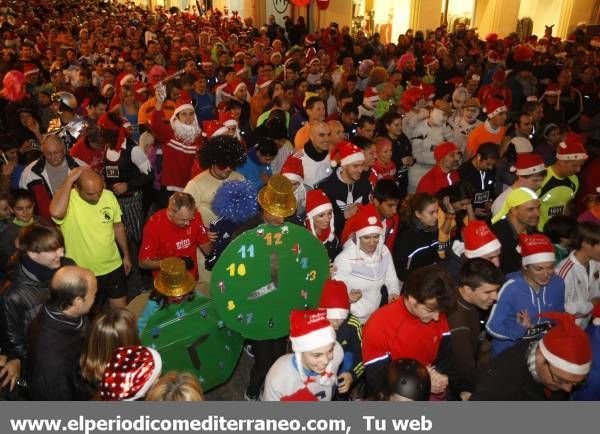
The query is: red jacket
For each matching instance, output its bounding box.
[150,110,202,190]
[416,166,460,195]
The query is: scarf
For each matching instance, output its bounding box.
[293,341,343,387]
[21,254,58,284]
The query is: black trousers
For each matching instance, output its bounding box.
[246,337,288,397]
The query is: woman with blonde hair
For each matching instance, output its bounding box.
[80,308,140,388]
[146,371,204,401]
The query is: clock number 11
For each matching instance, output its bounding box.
[238,244,255,259]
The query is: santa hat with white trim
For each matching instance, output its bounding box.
[319,279,350,320]
[350,205,384,239]
[289,309,336,353]
[281,156,304,184]
[363,87,379,110]
[171,101,195,122]
[23,63,40,76]
[330,141,365,167]
[462,221,501,259]
[257,77,273,89]
[305,189,334,239]
[519,233,555,266]
[484,98,508,118]
[556,132,588,161]
[511,153,546,176]
[119,73,136,87]
[538,312,592,376]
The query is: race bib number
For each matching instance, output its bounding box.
[474,191,490,204]
[548,205,565,217]
[105,166,120,178]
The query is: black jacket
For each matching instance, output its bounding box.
[491,219,537,275]
[27,306,93,401]
[0,257,75,362]
[393,221,439,282]
[470,341,568,401]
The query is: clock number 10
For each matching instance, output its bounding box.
[264,232,283,246]
[226,263,247,277]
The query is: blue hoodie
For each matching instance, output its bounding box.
[237,147,272,191]
[486,272,565,357]
[572,321,600,400]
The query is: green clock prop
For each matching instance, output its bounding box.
[210,223,330,340]
[140,296,243,392]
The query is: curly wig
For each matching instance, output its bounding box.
[199,135,247,169]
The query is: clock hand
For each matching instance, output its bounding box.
[247,252,279,300]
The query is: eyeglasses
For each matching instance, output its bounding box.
[545,361,587,388]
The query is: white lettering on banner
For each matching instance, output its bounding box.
[176,239,191,250]
[363,415,432,432]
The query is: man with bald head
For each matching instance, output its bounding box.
[50,168,131,309]
[292,120,333,188]
[27,266,97,400]
[19,133,85,220]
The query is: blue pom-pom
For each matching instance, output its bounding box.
[212,180,259,223]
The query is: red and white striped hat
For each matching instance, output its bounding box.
[539,312,592,375]
[519,233,555,265]
[511,153,546,176]
[556,132,588,161]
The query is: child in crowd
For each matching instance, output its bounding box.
[544,215,577,264]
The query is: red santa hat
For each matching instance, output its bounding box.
[519,233,555,266]
[280,388,319,401]
[99,346,162,401]
[289,309,336,353]
[318,279,350,320]
[486,33,499,43]
[423,55,438,75]
[345,205,384,241]
[422,84,436,101]
[202,120,222,138]
[591,302,600,326]
[513,45,534,63]
[434,141,459,163]
[462,221,502,258]
[538,312,592,375]
[233,63,246,76]
[307,57,321,67]
[304,34,317,46]
[171,101,195,121]
[281,156,304,184]
[544,83,561,96]
[556,132,588,161]
[511,153,546,176]
[363,87,379,110]
[257,77,273,89]
[484,98,508,118]
[119,73,136,87]
[400,87,425,112]
[23,63,40,76]
[305,189,334,240]
[133,82,148,95]
[330,141,365,167]
[218,110,238,127]
[225,78,246,96]
[97,113,127,151]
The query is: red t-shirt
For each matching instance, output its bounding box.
[139,209,209,278]
[362,298,449,367]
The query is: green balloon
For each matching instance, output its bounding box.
[140,296,243,392]
[210,223,330,340]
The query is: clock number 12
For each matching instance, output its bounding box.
[264,232,283,246]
